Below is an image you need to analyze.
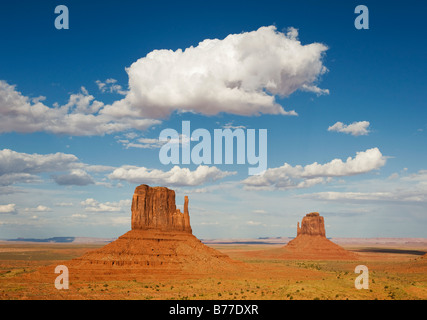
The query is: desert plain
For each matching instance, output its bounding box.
[0,237,426,300]
[1,185,426,300]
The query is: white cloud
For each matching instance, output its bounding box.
[328,121,370,136]
[80,198,131,212]
[0,204,16,214]
[242,148,386,190]
[0,148,108,187]
[301,84,330,96]
[0,149,78,175]
[24,205,52,212]
[222,121,246,130]
[71,213,87,218]
[300,191,427,203]
[117,137,166,149]
[0,26,329,136]
[101,26,328,119]
[298,169,427,204]
[246,220,266,226]
[247,220,262,225]
[0,173,40,186]
[52,169,95,186]
[252,209,268,214]
[108,165,236,186]
[96,78,127,95]
[0,81,159,136]
[56,202,73,207]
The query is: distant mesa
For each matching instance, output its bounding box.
[283,212,358,260]
[60,184,240,278]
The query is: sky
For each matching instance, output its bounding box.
[0,0,426,240]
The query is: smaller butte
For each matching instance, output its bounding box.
[283,212,358,260]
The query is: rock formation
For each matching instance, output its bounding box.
[282,212,357,260]
[61,184,239,279]
[297,212,325,237]
[131,185,192,232]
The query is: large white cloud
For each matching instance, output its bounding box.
[102,26,328,119]
[242,148,386,190]
[298,191,427,203]
[108,165,236,186]
[0,81,159,136]
[1,26,328,136]
[0,149,78,174]
[0,148,95,186]
[299,169,427,203]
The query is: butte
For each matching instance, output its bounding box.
[246,212,358,260]
[281,212,358,260]
[62,184,240,280]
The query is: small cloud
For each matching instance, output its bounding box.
[71,213,87,218]
[301,84,329,96]
[247,220,262,226]
[95,79,127,95]
[328,121,370,136]
[81,198,131,212]
[116,135,166,149]
[31,96,46,104]
[24,205,52,212]
[222,121,247,130]
[388,173,399,180]
[124,132,139,140]
[56,202,73,207]
[0,204,17,214]
[52,169,95,186]
[253,209,267,214]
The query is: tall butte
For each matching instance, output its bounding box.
[282,212,357,260]
[131,185,192,233]
[66,185,239,278]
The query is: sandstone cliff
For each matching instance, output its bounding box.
[131,184,191,233]
[297,212,326,237]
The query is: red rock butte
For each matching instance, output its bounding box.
[57,184,240,279]
[283,212,357,260]
[131,185,192,233]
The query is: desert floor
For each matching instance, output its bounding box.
[0,241,426,300]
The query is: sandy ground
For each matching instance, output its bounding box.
[0,241,426,300]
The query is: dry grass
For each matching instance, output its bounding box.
[0,242,426,300]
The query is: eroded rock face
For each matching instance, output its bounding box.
[131,184,192,233]
[62,184,240,276]
[296,212,326,237]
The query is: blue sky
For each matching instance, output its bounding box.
[0,0,426,239]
